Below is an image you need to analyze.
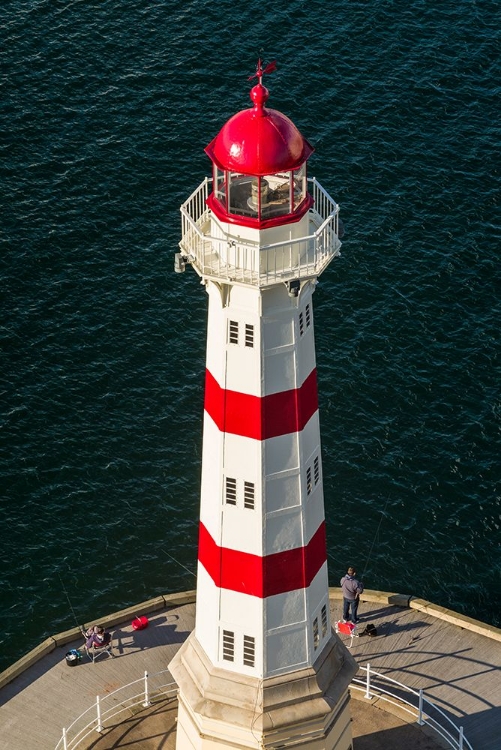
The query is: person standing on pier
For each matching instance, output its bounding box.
[341,567,364,623]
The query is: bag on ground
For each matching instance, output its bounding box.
[361,623,377,637]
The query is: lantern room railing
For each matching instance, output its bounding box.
[178,177,342,287]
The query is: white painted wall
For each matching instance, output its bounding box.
[263,346,297,394]
[195,237,332,679]
[266,622,308,674]
[220,494,263,555]
[300,413,321,464]
[265,469,301,513]
[199,414,223,542]
[195,565,222,664]
[196,567,332,678]
[264,432,299,475]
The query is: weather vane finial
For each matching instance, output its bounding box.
[248,58,277,84]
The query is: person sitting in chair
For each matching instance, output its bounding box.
[83,625,111,649]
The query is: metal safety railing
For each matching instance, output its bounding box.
[352,663,472,750]
[179,176,341,287]
[55,669,177,750]
[56,663,472,750]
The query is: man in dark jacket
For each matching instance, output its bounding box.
[340,566,364,623]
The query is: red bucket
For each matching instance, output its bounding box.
[132,615,149,631]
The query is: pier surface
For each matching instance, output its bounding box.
[0,592,500,750]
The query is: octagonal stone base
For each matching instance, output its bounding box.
[169,633,357,750]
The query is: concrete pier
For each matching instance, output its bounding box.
[0,590,500,750]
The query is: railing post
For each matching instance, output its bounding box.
[364,663,371,699]
[459,726,464,750]
[62,727,68,750]
[417,688,425,726]
[96,695,102,732]
[143,670,151,707]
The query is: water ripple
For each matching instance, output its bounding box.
[1,0,500,672]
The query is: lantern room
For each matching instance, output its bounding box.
[177,61,342,288]
[205,75,315,229]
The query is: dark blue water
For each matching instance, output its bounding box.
[1,0,500,673]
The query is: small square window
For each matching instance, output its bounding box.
[299,312,304,337]
[243,635,255,667]
[245,324,254,348]
[314,456,320,485]
[244,481,255,509]
[321,604,328,638]
[306,466,312,495]
[225,477,237,505]
[222,630,234,661]
[305,303,311,328]
[229,320,239,344]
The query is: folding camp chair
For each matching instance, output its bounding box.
[335,620,359,648]
[84,631,114,663]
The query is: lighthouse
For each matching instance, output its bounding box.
[170,62,357,750]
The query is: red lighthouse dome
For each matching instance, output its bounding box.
[205,65,315,229]
[205,82,314,175]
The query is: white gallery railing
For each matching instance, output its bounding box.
[352,663,472,750]
[55,664,472,750]
[55,669,177,750]
[178,177,341,287]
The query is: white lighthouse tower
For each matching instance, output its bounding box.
[170,62,357,750]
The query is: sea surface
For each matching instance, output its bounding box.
[1,0,500,674]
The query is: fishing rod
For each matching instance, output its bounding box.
[57,572,84,632]
[360,497,390,580]
[164,551,196,578]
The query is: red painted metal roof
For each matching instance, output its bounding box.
[205,83,314,175]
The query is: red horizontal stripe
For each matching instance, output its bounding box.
[198,522,326,598]
[204,368,318,440]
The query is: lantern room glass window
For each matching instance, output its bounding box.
[293,163,307,211]
[214,166,227,209]
[215,166,307,221]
